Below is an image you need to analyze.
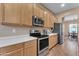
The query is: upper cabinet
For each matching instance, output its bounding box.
[38,6,44,18]
[3,4,21,24]
[45,11,50,27]
[33,4,40,17]
[1,3,57,28]
[33,4,44,19]
[49,12,54,28]
[21,4,33,26]
[43,10,54,28]
[3,3,33,26]
[0,4,3,23]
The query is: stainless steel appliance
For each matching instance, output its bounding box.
[52,23,63,44]
[30,30,49,56]
[32,16,44,27]
[37,35,49,56]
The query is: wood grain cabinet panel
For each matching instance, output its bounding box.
[21,4,33,26]
[43,11,52,28]
[2,48,23,56]
[24,40,37,56]
[49,35,58,49]
[49,13,54,28]
[39,7,44,18]
[0,43,24,56]
[3,4,21,24]
[0,40,37,56]
[33,4,40,17]
[46,12,50,27]
[43,12,47,27]
[33,4,44,18]
[0,4,3,23]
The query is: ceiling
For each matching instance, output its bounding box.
[42,3,79,14]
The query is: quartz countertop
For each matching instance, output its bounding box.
[0,35,37,48]
[49,33,58,36]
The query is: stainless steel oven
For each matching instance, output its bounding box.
[30,30,49,56]
[38,37,49,56]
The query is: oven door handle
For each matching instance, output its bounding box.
[39,37,48,40]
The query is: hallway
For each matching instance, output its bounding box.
[48,38,78,56]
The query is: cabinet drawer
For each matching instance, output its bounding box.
[0,43,24,55]
[24,40,37,56]
[24,40,37,46]
[1,48,23,56]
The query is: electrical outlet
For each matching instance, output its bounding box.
[12,28,16,33]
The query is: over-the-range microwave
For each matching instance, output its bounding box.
[32,16,44,27]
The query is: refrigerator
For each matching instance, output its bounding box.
[52,23,63,44]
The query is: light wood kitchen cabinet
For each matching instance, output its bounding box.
[46,12,51,27]
[0,39,37,56]
[53,15,58,23]
[43,11,47,27]
[3,3,33,26]
[0,43,24,56]
[0,4,3,23]
[49,13,54,28]
[24,40,37,56]
[43,8,57,28]
[1,3,57,27]
[33,4,40,17]
[21,4,33,26]
[43,11,53,28]
[33,4,44,18]
[39,7,44,18]
[2,48,23,56]
[3,4,21,24]
[43,10,49,27]
[49,34,58,49]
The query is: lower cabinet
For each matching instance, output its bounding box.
[24,40,37,56]
[0,43,24,56]
[2,48,23,56]
[49,34,58,49]
[0,40,37,56]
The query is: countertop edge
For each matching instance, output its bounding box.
[0,35,37,48]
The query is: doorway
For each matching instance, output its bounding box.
[62,18,78,56]
[68,24,78,40]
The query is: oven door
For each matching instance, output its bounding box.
[38,37,49,54]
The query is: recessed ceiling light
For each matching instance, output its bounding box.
[61,3,65,7]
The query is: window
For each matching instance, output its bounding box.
[69,24,77,33]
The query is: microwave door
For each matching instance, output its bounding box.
[32,16,38,26]
[32,16,44,26]
[36,18,38,24]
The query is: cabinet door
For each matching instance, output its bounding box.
[53,15,58,23]
[33,4,40,17]
[0,43,24,56]
[43,11,47,27]
[51,15,54,27]
[4,3,21,24]
[24,40,37,56]
[49,13,54,28]
[49,35,57,49]
[54,35,58,45]
[49,35,53,49]
[0,4,3,23]
[21,4,33,26]
[2,48,23,56]
[46,13,50,27]
[39,7,44,18]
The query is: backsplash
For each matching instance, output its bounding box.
[0,24,48,37]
